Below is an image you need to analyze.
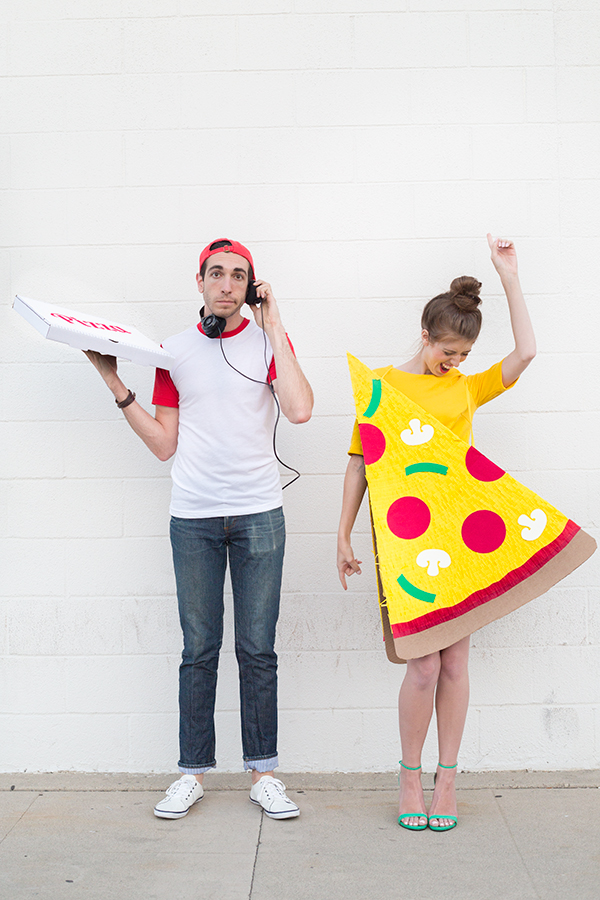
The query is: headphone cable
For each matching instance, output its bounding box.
[216,306,301,489]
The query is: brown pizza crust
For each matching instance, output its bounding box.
[379,529,596,662]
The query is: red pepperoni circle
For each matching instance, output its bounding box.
[358,423,386,465]
[465,446,505,482]
[462,510,506,553]
[387,496,431,540]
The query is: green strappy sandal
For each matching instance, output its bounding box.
[397,761,428,831]
[428,762,458,832]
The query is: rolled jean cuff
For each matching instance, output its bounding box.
[244,755,279,773]
[179,764,215,775]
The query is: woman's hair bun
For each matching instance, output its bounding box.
[422,275,484,342]
[449,276,482,311]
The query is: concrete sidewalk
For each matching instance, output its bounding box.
[1,771,599,900]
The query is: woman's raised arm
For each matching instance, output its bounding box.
[487,233,537,387]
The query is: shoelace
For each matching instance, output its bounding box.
[260,779,289,802]
[167,779,195,798]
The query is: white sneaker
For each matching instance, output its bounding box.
[153,775,204,819]
[249,776,300,819]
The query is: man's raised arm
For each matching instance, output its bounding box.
[249,281,314,425]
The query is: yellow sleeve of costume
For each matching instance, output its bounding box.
[466,359,514,408]
[348,419,362,455]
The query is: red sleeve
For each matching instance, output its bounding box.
[268,334,295,383]
[152,367,179,408]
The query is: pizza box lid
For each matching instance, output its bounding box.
[13,295,175,370]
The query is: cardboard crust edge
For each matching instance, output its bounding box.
[381,529,597,663]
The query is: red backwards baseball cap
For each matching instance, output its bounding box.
[199,238,255,279]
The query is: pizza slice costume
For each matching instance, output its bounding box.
[347,354,596,663]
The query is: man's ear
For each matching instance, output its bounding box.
[196,273,204,294]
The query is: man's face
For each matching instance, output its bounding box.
[196,251,250,321]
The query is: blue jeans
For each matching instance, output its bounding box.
[170,507,285,773]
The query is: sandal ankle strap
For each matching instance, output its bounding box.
[399,760,422,770]
[438,762,457,769]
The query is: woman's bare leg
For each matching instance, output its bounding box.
[428,636,470,828]
[397,651,442,827]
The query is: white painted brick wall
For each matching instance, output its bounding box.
[1,2,598,775]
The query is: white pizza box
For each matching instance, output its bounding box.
[13,295,174,369]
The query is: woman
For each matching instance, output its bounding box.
[336,234,536,832]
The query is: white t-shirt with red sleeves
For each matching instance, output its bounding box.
[152,317,282,519]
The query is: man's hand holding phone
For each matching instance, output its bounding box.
[248,280,283,335]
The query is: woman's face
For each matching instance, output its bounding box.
[421,331,475,377]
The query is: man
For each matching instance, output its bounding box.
[85,238,313,820]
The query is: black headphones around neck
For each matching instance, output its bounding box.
[199,306,226,339]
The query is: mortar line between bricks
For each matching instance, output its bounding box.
[1,237,589,248]
[1,65,582,81]
[4,177,585,190]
